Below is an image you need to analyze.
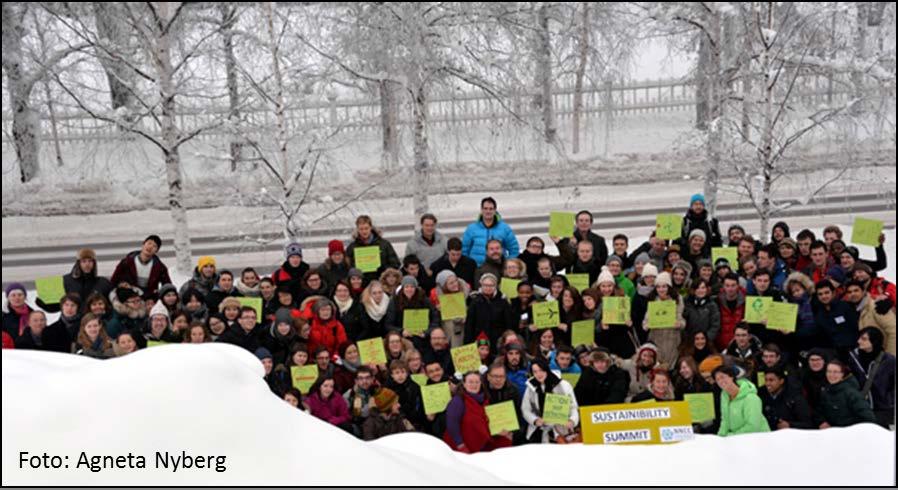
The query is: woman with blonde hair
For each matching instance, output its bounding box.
[74,313,114,359]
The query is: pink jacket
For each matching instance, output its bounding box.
[305,391,351,426]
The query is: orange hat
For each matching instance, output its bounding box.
[372,387,399,413]
[699,355,724,375]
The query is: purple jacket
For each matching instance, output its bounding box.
[306,391,351,426]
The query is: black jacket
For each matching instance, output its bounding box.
[679,209,723,253]
[14,324,71,353]
[574,365,630,406]
[558,230,608,272]
[337,300,371,342]
[759,380,814,429]
[260,325,301,367]
[430,254,477,288]
[217,323,264,353]
[815,376,876,427]
[385,376,427,430]
[464,291,515,347]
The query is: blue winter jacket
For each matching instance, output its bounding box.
[461,214,520,266]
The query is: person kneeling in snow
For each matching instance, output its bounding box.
[362,387,415,441]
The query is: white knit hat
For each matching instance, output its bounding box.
[655,271,673,288]
[642,263,659,278]
[596,266,615,286]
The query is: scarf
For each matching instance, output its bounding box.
[10,304,30,337]
[364,296,389,322]
[339,357,361,374]
[334,296,354,315]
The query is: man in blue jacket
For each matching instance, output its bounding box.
[813,280,859,362]
[462,197,520,266]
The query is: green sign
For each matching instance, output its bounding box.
[411,373,428,387]
[655,214,682,240]
[561,372,581,387]
[533,301,560,329]
[237,297,263,321]
[571,320,595,347]
[766,302,798,333]
[543,393,572,426]
[757,371,766,387]
[851,217,883,247]
[603,296,630,325]
[353,246,381,273]
[421,382,452,415]
[451,343,482,374]
[146,340,170,348]
[567,273,590,292]
[549,211,576,238]
[357,337,387,365]
[647,300,677,329]
[683,392,715,423]
[439,292,466,320]
[485,400,520,435]
[403,308,430,334]
[711,247,738,268]
[743,296,772,323]
[291,365,319,394]
[35,276,65,305]
[500,278,520,300]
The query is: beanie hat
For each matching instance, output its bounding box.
[400,275,419,288]
[158,283,178,299]
[642,263,659,278]
[605,255,623,267]
[197,256,216,270]
[655,272,673,288]
[698,354,724,375]
[672,261,693,277]
[312,297,335,315]
[4,282,27,298]
[144,235,162,249]
[633,252,651,266]
[667,244,681,254]
[505,342,525,354]
[476,331,490,347]
[714,258,731,270]
[596,266,616,286]
[327,240,345,256]
[218,296,242,312]
[779,237,797,251]
[843,246,859,260]
[77,248,97,261]
[690,193,705,206]
[851,262,873,277]
[116,286,139,304]
[696,258,713,270]
[255,347,273,361]
[149,300,170,321]
[637,343,659,361]
[688,229,707,242]
[372,387,399,413]
[435,270,456,289]
[479,273,498,285]
[285,242,303,259]
[275,307,294,326]
[348,268,364,279]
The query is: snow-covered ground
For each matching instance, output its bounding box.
[2,345,894,486]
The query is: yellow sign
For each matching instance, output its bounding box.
[403,308,430,334]
[439,292,467,320]
[290,365,319,394]
[766,302,798,333]
[711,247,739,268]
[851,217,883,247]
[570,320,595,347]
[567,273,590,292]
[533,301,560,329]
[549,211,576,238]
[561,372,581,387]
[35,275,66,305]
[683,393,715,423]
[237,297,263,321]
[543,393,572,426]
[357,337,387,365]
[485,400,520,435]
[580,401,695,445]
[744,296,772,323]
[603,296,630,325]
[411,373,428,387]
[354,246,381,273]
[656,214,681,240]
[451,343,482,374]
[500,278,520,300]
[421,382,452,415]
[647,300,677,329]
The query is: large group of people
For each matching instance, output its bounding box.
[3,194,894,450]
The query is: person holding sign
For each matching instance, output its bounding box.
[680,193,722,255]
[306,375,353,434]
[346,215,401,282]
[464,273,515,349]
[41,248,113,315]
[593,267,637,360]
[521,358,578,443]
[431,270,471,348]
[461,197,520,267]
[642,272,685,367]
[384,276,438,347]
[559,240,602,288]
[555,210,609,269]
[443,371,512,453]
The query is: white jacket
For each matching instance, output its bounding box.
[521,377,579,442]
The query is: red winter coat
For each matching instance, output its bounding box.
[868,277,897,310]
[109,251,172,299]
[717,292,746,352]
[443,391,512,453]
[307,316,348,357]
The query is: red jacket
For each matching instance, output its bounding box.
[307,316,348,357]
[716,291,745,352]
[868,277,897,309]
[110,251,172,299]
[443,392,491,452]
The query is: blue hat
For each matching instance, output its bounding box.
[255,347,273,361]
[690,193,705,206]
[285,242,303,259]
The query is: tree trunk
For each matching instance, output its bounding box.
[741,4,753,142]
[219,3,242,172]
[2,3,40,183]
[695,34,710,130]
[43,80,64,167]
[155,1,192,273]
[380,80,399,171]
[703,7,723,217]
[851,2,868,115]
[537,3,556,145]
[412,83,430,217]
[572,2,589,154]
[758,2,775,244]
[93,3,135,113]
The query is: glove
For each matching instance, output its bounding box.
[875,298,894,315]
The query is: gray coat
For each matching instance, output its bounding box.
[404,230,448,270]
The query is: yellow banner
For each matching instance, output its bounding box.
[579,401,694,445]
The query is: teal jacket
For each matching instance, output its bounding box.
[718,379,771,436]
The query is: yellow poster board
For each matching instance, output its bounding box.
[451,343,482,374]
[357,337,387,365]
[35,276,65,305]
[533,301,560,329]
[683,392,715,423]
[571,320,595,347]
[567,273,590,293]
[603,296,631,325]
[421,382,451,415]
[744,296,772,323]
[403,308,430,334]
[647,300,677,329]
[237,297,263,321]
[580,401,695,445]
[542,393,572,425]
[766,302,798,333]
[500,278,520,300]
[290,365,319,394]
[549,211,576,238]
[851,217,883,247]
[656,214,681,240]
[354,246,381,273]
[561,372,581,387]
[711,247,739,268]
[439,292,467,320]
[485,400,520,435]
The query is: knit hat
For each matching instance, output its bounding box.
[596,266,615,286]
[688,229,707,242]
[476,331,490,348]
[642,263,659,278]
[312,297,335,315]
[672,261,693,277]
[116,286,139,303]
[714,257,731,270]
[505,342,525,354]
[158,283,178,299]
[348,268,364,279]
[77,248,97,261]
[667,244,681,254]
[655,272,673,288]
[851,262,873,277]
[327,240,345,256]
[285,242,303,259]
[633,252,651,266]
[696,258,713,270]
[637,343,659,361]
[275,307,294,326]
[436,270,456,289]
[605,255,623,267]
[372,387,399,413]
[778,237,797,251]
[698,354,724,375]
[4,282,27,298]
[842,246,859,260]
[149,300,169,321]
[144,234,162,249]
[197,256,216,270]
[479,273,498,285]
[218,296,242,312]
[400,275,419,288]
[690,193,705,206]
[255,347,273,361]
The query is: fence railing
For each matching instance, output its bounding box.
[0,73,870,145]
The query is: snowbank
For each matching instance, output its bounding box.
[2,346,894,486]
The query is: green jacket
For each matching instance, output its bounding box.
[615,275,636,299]
[816,376,876,427]
[718,379,771,436]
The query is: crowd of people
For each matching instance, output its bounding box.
[3,194,895,450]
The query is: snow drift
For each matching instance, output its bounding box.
[2,345,894,486]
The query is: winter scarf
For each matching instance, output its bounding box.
[10,304,30,337]
[363,295,389,322]
[334,296,354,315]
